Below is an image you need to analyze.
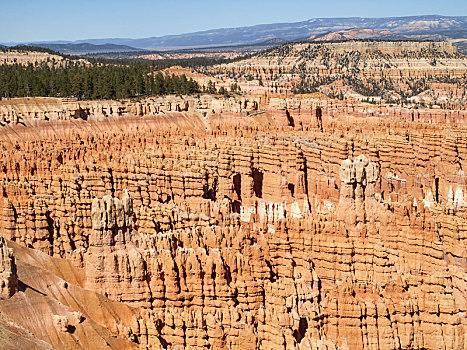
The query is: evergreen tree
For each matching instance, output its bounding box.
[0,59,201,99]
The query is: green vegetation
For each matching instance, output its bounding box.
[0,45,253,99]
[0,61,200,99]
[1,45,61,55]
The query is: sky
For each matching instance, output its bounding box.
[1,0,467,43]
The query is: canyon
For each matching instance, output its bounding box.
[0,94,465,349]
[207,41,467,109]
[0,40,466,349]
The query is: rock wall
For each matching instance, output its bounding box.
[0,109,466,349]
[86,190,151,307]
[206,41,467,109]
[0,95,260,125]
[0,236,17,299]
[212,41,465,82]
[0,50,64,66]
[0,239,143,349]
[336,155,379,225]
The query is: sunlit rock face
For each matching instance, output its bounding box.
[0,95,260,125]
[0,236,17,300]
[0,95,466,349]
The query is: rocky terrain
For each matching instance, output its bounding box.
[207,41,467,108]
[0,50,64,66]
[312,29,399,41]
[0,92,465,349]
[0,38,466,350]
[0,95,259,125]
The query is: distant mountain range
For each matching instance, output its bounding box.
[3,15,467,53]
[30,43,143,55]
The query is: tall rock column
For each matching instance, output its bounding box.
[337,156,380,226]
[364,161,379,224]
[89,190,133,247]
[85,190,151,307]
[0,236,18,299]
[354,155,369,223]
[336,159,357,225]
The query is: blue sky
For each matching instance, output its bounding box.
[1,0,466,43]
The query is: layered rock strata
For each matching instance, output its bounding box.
[86,190,151,306]
[0,109,466,349]
[336,155,379,225]
[206,41,467,109]
[211,41,466,84]
[0,240,143,349]
[0,236,17,299]
[0,95,260,125]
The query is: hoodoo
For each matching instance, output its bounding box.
[1,14,467,350]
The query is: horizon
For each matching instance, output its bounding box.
[4,14,466,44]
[1,0,467,43]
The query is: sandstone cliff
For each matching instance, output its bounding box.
[0,95,260,125]
[0,107,465,349]
[0,236,17,299]
[0,50,64,66]
[205,41,467,108]
[0,240,144,349]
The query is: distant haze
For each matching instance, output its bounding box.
[4,15,467,53]
[1,0,466,43]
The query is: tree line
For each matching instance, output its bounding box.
[0,61,200,100]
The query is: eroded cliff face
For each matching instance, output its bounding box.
[86,190,151,307]
[206,41,467,108]
[211,41,466,83]
[0,106,466,349]
[0,95,260,125]
[0,236,17,299]
[0,50,64,66]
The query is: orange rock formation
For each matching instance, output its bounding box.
[0,100,465,349]
[0,95,260,125]
[206,41,467,109]
[0,236,17,299]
